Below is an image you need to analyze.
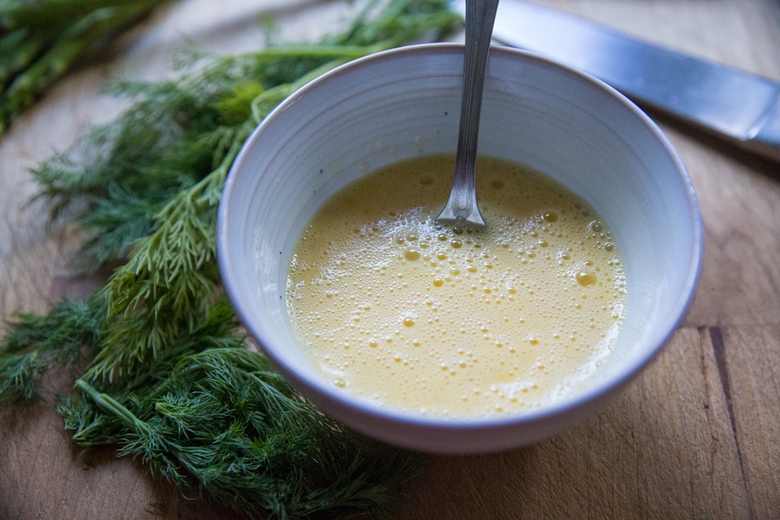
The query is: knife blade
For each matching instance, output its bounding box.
[452,0,780,163]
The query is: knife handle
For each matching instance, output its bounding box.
[743,94,780,163]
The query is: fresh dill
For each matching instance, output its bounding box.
[0,0,166,133]
[0,0,461,517]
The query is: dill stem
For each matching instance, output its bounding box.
[0,0,160,30]
[241,43,386,61]
[0,29,46,86]
[1,3,160,129]
[75,378,149,434]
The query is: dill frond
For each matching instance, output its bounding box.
[69,347,420,519]
[0,295,106,403]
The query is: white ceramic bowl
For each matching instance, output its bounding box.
[217,44,703,453]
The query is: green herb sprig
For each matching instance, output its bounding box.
[1,0,461,517]
[0,0,167,133]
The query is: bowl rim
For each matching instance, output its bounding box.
[217,43,704,439]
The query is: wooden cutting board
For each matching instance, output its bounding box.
[2,0,779,518]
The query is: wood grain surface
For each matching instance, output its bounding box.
[1,0,779,518]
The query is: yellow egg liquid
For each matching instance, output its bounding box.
[285,155,627,418]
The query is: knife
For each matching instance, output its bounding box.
[452,0,780,163]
